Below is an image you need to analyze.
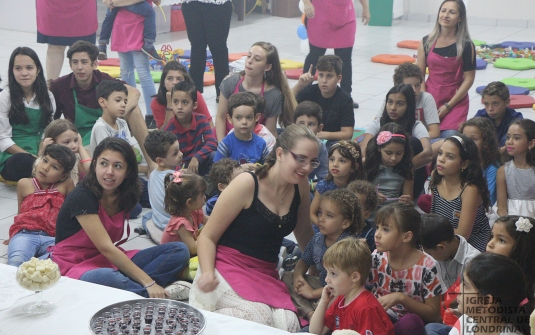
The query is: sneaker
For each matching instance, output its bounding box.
[282,246,301,271]
[353,101,359,109]
[165,281,192,301]
[141,45,163,61]
[145,114,157,130]
[98,44,108,60]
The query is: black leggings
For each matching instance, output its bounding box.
[409,137,427,198]
[0,153,36,182]
[303,43,353,94]
[182,1,232,97]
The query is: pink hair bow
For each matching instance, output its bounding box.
[172,170,183,183]
[376,131,406,145]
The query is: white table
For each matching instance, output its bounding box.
[0,264,293,335]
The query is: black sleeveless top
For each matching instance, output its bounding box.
[218,172,300,263]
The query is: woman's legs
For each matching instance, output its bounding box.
[303,43,326,77]
[201,1,232,97]
[132,51,156,115]
[46,44,67,82]
[0,153,36,181]
[79,242,189,297]
[334,47,353,95]
[118,52,136,88]
[182,1,208,94]
[7,230,55,267]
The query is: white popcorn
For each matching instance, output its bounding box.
[16,258,61,291]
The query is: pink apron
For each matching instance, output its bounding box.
[425,42,469,131]
[225,76,265,134]
[51,207,139,279]
[307,0,356,49]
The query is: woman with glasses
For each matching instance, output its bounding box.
[189,124,318,331]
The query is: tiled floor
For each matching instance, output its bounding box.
[1,12,535,264]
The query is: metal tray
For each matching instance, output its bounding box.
[88,298,206,335]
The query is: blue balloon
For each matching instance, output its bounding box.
[297,24,308,40]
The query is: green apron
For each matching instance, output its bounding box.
[73,89,102,147]
[0,106,44,172]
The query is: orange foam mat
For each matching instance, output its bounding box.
[284,68,318,80]
[397,40,420,50]
[371,54,416,65]
[229,52,248,62]
[203,73,215,86]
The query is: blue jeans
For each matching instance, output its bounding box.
[425,323,452,335]
[440,129,459,139]
[79,242,189,297]
[118,51,156,115]
[99,2,156,46]
[8,230,55,267]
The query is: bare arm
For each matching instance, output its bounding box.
[413,137,432,169]
[309,190,321,226]
[309,286,333,335]
[417,41,427,92]
[16,178,33,213]
[294,177,314,250]
[427,124,440,139]
[77,214,168,298]
[379,293,441,323]
[292,65,314,97]
[196,173,255,292]
[359,0,370,24]
[457,185,482,240]
[317,127,353,142]
[176,226,198,256]
[264,116,278,139]
[215,94,229,142]
[399,178,414,204]
[77,134,92,175]
[496,166,508,216]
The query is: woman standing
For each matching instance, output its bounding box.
[302,0,370,108]
[52,138,191,299]
[190,124,317,331]
[36,0,97,83]
[216,42,296,142]
[417,0,475,141]
[181,0,233,101]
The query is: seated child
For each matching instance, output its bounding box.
[161,170,209,256]
[98,0,163,61]
[376,62,440,140]
[294,101,328,181]
[214,92,270,171]
[347,180,379,251]
[369,203,446,334]
[420,213,480,333]
[228,93,276,152]
[294,55,355,147]
[164,81,217,176]
[206,158,242,216]
[6,145,76,266]
[474,81,523,153]
[282,188,364,321]
[309,238,394,335]
[143,130,183,244]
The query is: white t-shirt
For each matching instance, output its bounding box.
[89,117,132,154]
[376,92,439,129]
[365,119,430,139]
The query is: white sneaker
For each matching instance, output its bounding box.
[165,281,192,301]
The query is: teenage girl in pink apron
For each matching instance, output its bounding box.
[417,0,476,140]
[51,138,190,298]
[215,42,297,143]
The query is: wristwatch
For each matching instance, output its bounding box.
[444,102,452,111]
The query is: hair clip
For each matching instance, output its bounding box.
[335,140,360,159]
[172,170,183,184]
[376,131,406,146]
[515,217,533,233]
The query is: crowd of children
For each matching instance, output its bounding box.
[2,25,535,334]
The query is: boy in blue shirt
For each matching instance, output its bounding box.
[214,92,269,171]
[474,81,523,153]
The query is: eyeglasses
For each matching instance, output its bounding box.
[286,149,321,169]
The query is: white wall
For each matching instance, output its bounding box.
[407,0,535,27]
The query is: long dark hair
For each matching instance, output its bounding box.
[155,61,194,105]
[493,215,535,302]
[379,84,416,135]
[430,134,491,210]
[365,122,413,181]
[83,138,141,212]
[459,117,500,169]
[464,253,533,335]
[8,47,53,126]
